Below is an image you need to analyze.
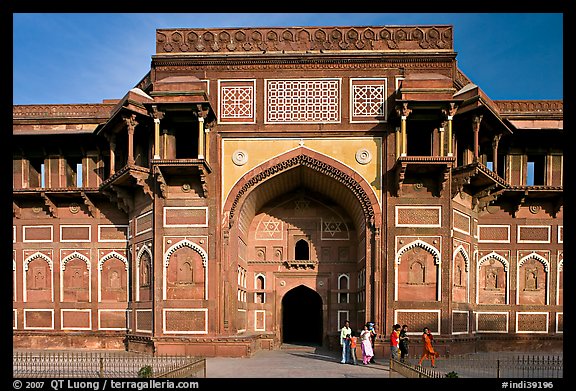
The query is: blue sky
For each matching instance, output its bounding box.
[13,13,563,105]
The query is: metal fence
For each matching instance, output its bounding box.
[13,351,206,378]
[395,352,563,378]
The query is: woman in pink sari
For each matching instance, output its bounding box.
[360,325,374,365]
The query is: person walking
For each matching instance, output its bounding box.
[390,324,401,361]
[360,324,374,365]
[339,320,352,364]
[399,324,410,363]
[417,327,439,368]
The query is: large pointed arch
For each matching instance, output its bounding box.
[223,146,381,231]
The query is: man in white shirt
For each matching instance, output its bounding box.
[340,320,352,364]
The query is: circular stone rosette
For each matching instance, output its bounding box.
[232,150,248,166]
[355,148,372,165]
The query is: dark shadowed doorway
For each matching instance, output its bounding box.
[281,285,323,346]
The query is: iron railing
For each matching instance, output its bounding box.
[13,351,206,378]
[393,353,562,378]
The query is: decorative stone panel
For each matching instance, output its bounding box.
[476,312,508,333]
[255,310,266,331]
[98,225,128,242]
[98,309,126,330]
[395,310,440,334]
[164,207,208,227]
[60,225,91,242]
[136,309,153,333]
[265,79,340,123]
[24,309,54,330]
[218,80,256,123]
[517,225,551,243]
[478,225,510,243]
[452,311,469,334]
[350,78,387,123]
[516,312,548,333]
[61,309,91,330]
[395,206,441,227]
[23,225,53,242]
[163,309,207,334]
[135,211,153,236]
[453,209,471,235]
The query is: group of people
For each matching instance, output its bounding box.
[340,321,439,368]
[339,320,376,365]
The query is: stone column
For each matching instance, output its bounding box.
[125,114,137,166]
[439,122,446,157]
[152,106,164,160]
[395,127,401,159]
[442,103,458,157]
[204,127,210,165]
[492,134,501,173]
[109,134,116,176]
[473,115,483,161]
[397,103,411,156]
[198,116,205,160]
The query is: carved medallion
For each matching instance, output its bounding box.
[232,150,248,166]
[69,203,80,214]
[355,148,372,165]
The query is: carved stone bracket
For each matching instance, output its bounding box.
[13,201,21,219]
[439,166,451,196]
[131,170,153,198]
[396,161,408,196]
[472,185,506,212]
[283,260,317,270]
[111,185,133,213]
[199,167,208,198]
[81,191,98,218]
[153,166,167,198]
[40,192,58,218]
[451,168,478,198]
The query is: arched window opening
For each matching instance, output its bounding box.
[295,239,309,260]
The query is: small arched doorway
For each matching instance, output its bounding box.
[281,285,323,346]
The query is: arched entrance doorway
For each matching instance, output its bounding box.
[282,285,322,345]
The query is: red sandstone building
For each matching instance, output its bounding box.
[13,25,563,357]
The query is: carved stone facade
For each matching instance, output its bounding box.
[13,24,563,356]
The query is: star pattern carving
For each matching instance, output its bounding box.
[294,199,310,213]
[323,217,342,237]
[261,220,281,237]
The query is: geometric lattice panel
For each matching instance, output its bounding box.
[395,310,440,334]
[452,311,469,334]
[476,312,508,333]
[218,80,256,123]
[266,79,340,123]
[163,309,207,334]
[516,312,548,333]
[350,78,387,123]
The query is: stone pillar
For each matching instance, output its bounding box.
[492,134,501,173]
[109,134,116,176]
[395,127,401,159]
[204,127,210,165]
[152,106,163,160]
[446,116,453,156]
[125,114,136,166]
[198,116,205,160]
[397,103,411,156]
[439,122,446,157]
[473,115,483,161]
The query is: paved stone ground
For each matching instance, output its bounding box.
[204,344,402,378]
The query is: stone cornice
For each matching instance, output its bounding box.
[156,26,453,54]
[13,104,114,121]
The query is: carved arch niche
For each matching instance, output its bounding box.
[452,245,470,303]
[396,240,440,301]
[24,252,53,303]
[164,240,207,300]
[136,245,153,302]
[517,253,549,305]
[477,252,508,305]
[98,252,128,303]
[61,252,91,303]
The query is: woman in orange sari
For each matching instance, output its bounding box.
[417,327,439,367]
